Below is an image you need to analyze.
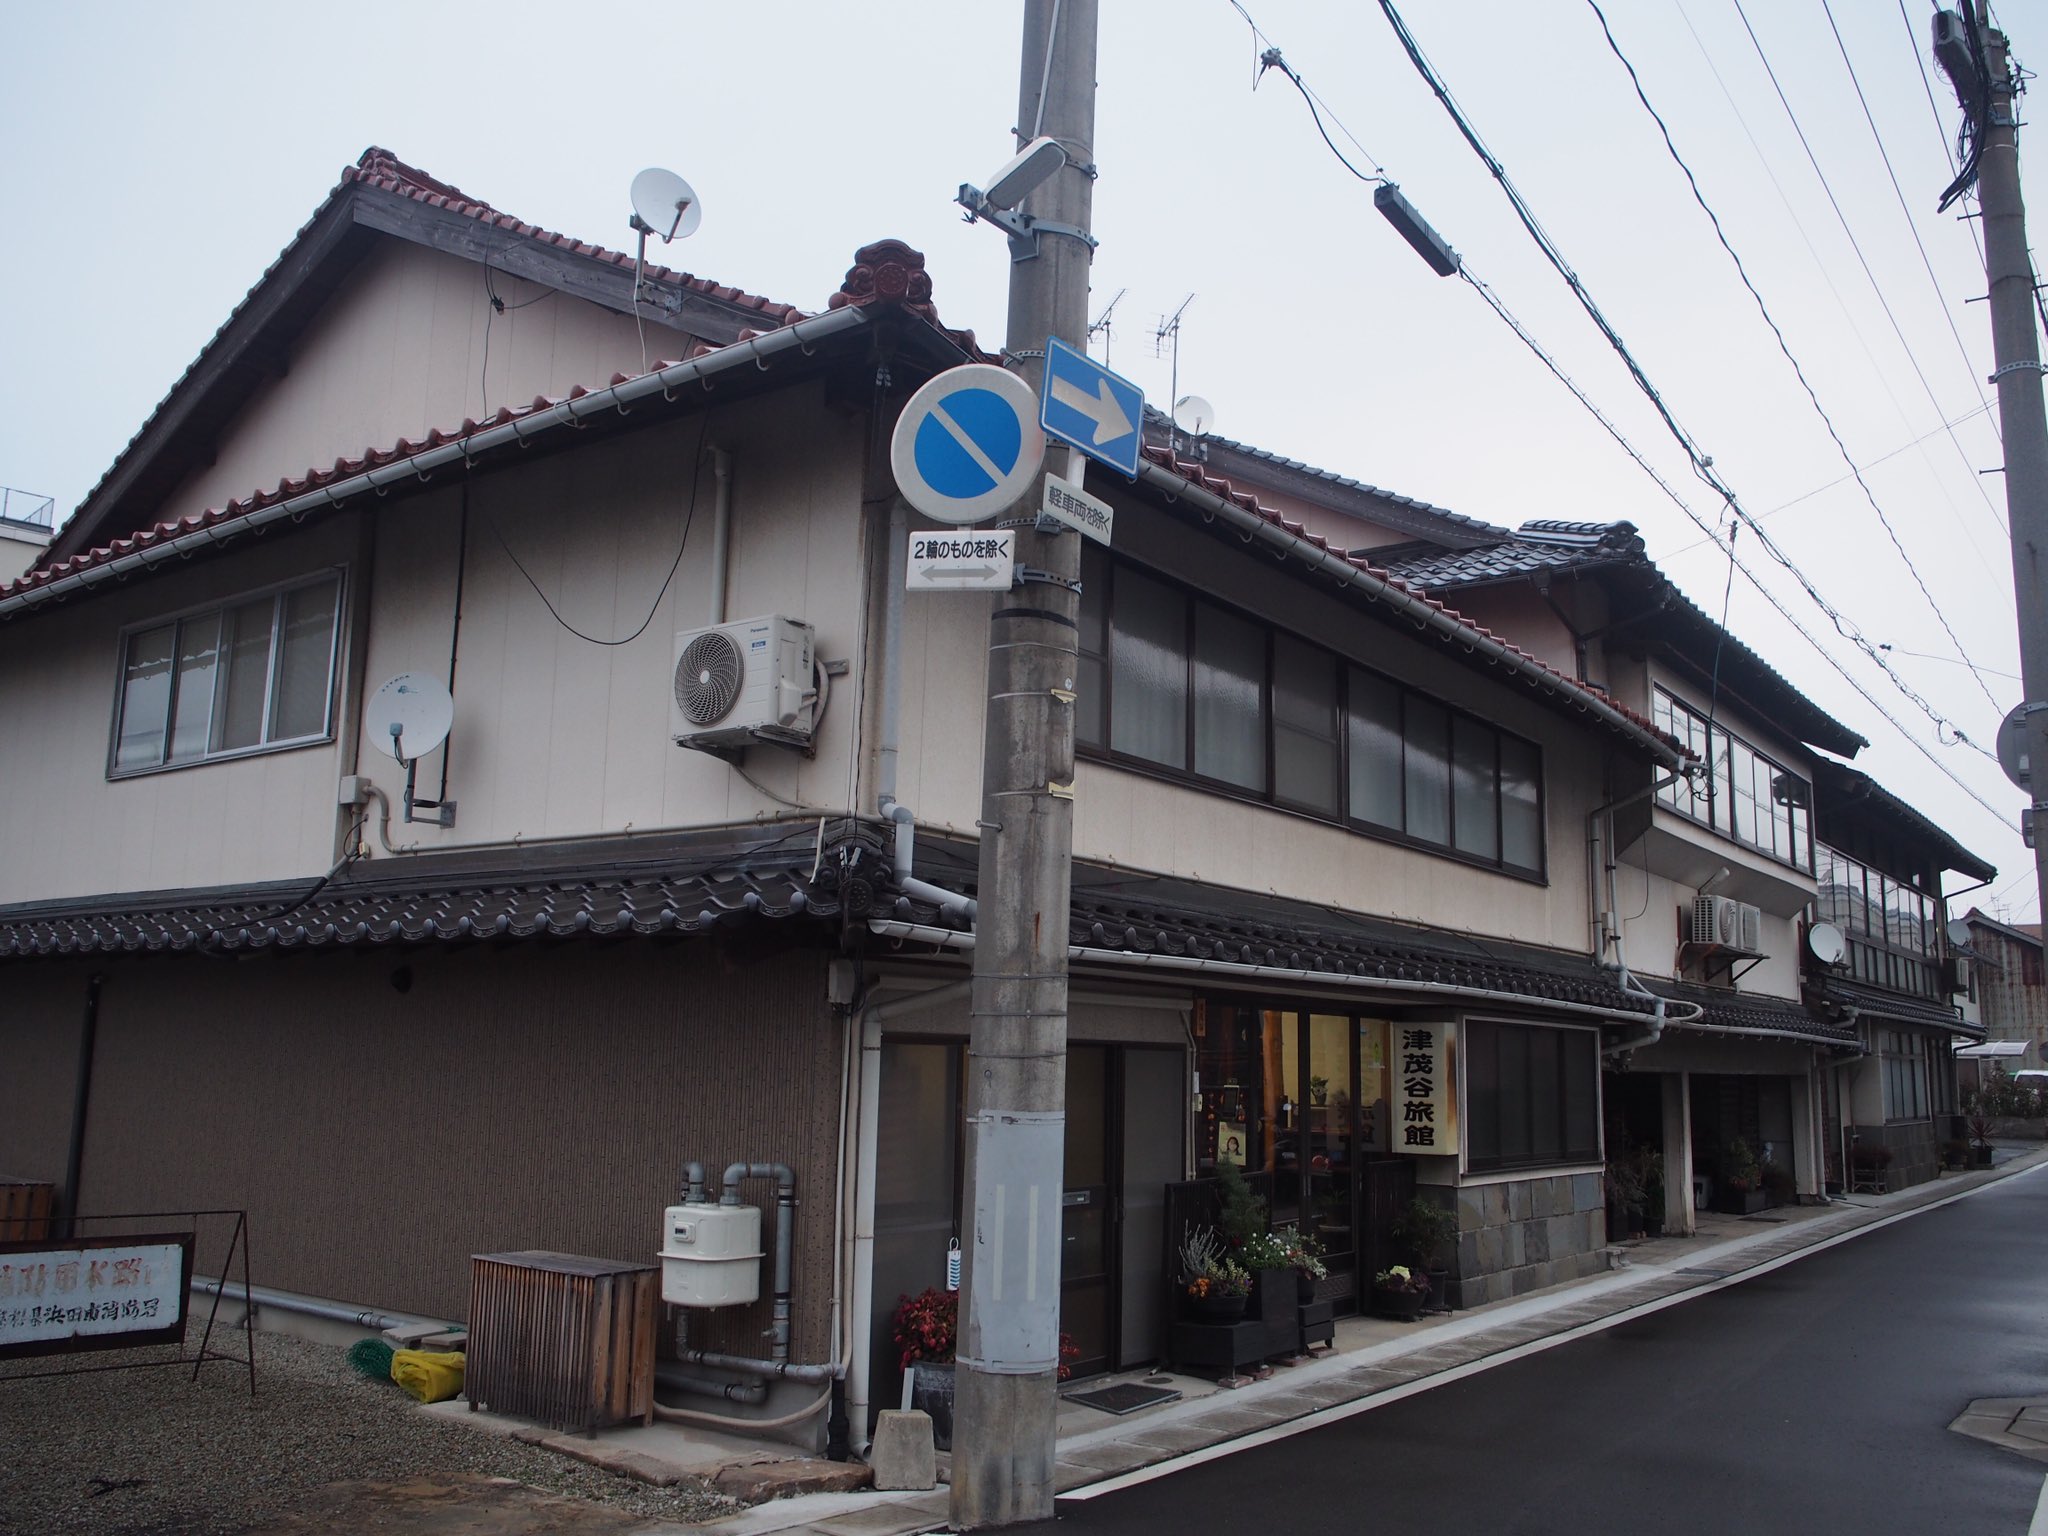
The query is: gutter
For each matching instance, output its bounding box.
[1133,458,1686,771]
[0,305,875,621]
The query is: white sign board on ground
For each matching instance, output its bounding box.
[890,365,1045,526]
[907,530,1015,592]
[0,1236,190,1356]
[1041,474,1114,545]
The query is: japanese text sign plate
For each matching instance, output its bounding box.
[1041,337,1144,478]
[1041,473,1114,545]
[907,529,1015,592]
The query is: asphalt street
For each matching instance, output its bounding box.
[1048,1169,2048,1535]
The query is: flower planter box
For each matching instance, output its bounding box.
[1370,1285,1428,1322]
[1247,1266,1294,1321]
[904,1360,956,1451]
[1715,1187,1767,1216]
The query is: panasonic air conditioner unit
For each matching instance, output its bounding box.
[1690,894,1763,955]
[671,615,816,753]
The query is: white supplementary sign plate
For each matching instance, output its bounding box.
[0,1238,189,1355]
[1041,473,1114,545]
[907,529,1015,592]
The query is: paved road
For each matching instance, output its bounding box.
[1051,1169,2048,1535]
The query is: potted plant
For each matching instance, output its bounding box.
[1277,1225,1327,1303]
[1213,1157,1268,1249]
[893,1286,958,1449]
[1605,1147,1647,1239]
[1760,1158,1795,1208]
[1393,1194,1458,1310]
[1237,1229,1296,1319]
[1941,1138,1970,1171]
[1969,1116,1996,1169]
[1632,1145,1666,1237]
[1179,1227,1252,1322]
[1717,1138,1766,1214]
[1370,1265,1432,1322]
[1850,1140,1894,1192]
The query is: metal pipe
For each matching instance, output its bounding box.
[657,1359,768,1404]
[62,974,103,1234]
[1133,457,1688,771]
[652,1384,832,1432]
[675,1348,836,1385]
[0,306,875,622]
[721,1162,796,1360]
[681,1162,710,1204]
[708,448,734,626]
[189,1276,455,1333]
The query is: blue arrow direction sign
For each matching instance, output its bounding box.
[890,364,1045,526]
[1041,336,1144,478]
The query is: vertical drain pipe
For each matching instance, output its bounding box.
[708,447,734,627]
[722,1163,796,1360]
[63,974,104,1236]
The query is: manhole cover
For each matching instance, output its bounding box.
[1064,1383,1183,1416]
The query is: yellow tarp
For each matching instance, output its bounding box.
[390,1348,466,1404]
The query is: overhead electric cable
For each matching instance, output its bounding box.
[1728,0,2009,536]
[1374,0,2001,760]
[1459,265,2016,829]
[1587,0,2003,710]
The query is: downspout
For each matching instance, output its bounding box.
[721,1162,797,1361]
[189,1276,456,1334]
[708,448,733,626]
[846,978,974,1458]
[62,974,104,1235]
[1589,768,1704,1056]
[874,495,977,921]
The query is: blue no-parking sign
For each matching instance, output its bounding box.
[890,364,1045,526]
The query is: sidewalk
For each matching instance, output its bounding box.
[686,1145,2048,1536]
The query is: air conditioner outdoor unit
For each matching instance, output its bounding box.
[1690,894,1763,955]
[1943,955,1973,996]
[671,615,816,753]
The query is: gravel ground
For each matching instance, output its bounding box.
[0,1333,741,1535]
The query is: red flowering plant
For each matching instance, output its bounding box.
[892,1286,1083,1380]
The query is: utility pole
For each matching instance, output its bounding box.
[951,0,1098,1527]
[1944,6,2048,923]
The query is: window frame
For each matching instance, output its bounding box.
[1814,842,1939,1000]
[1078,551,1547,881]
[1462,1018,1604,1174]
[1651,687,1813,874]
[107,569,346,780]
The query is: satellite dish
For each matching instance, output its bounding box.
[1948,916,1975,948]
[370,673,455,765]
[1806,921,1847,967]
[1173,395,1216,437]
[629,168,701,242]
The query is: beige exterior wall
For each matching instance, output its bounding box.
[0,943,841,1341]
[164,242,661,532]
[0,523,51,586]
[0,519,359,905]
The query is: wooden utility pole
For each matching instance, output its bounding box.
[950,0,1097,1527]
[1948,8,2048,922]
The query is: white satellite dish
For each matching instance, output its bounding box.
[630,167,702,243]
[370,673,455,765]
[1947,916,1975,948]
[1173,394,1217,437]
[1806,920,1847,967]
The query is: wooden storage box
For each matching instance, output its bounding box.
[466,1251,658,1433]
[0,1180,55,1241]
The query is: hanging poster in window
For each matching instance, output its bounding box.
[1397,1022,1458,1156]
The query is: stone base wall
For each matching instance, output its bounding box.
[1447,1172,1608,1310]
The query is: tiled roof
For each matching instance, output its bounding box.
[0,831,876,961]
[1644,979,1860,1046]
[1182,427,1509,541]
[1813,759,1995,881]
[62,149,808,554]
[1381,519,1868,759]
[1815,977,1974,1037]
[1134,447,1685,758]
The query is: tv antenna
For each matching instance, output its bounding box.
[627,168,702,371]
[1154,294,1198,454]
[1087,287,1127,365]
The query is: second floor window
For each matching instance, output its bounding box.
[112,573,342,775]
[1076,549,1544,876]
[1815,844,1936,998]
[1652,688,1812,873]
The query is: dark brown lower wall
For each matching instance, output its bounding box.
[0,940,838,1357]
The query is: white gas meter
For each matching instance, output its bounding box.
[659,1203,763,1307]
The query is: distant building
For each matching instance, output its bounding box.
[1962,911,2047,1071]
[0,487,53,587]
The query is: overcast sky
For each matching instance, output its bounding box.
[4,1,2044,918]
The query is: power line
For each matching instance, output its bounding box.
[1373,0,2002,762]
[1458,264,2017,830]
[1586,0,2003,712]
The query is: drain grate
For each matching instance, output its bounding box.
[1678,1266,1732,1279]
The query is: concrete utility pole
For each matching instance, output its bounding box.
[950,0,1098,1527]
[1953,7,2048,924]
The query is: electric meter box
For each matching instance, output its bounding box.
[660,1203,763,1307]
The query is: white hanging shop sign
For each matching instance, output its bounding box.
[1397,1022,1459,1156]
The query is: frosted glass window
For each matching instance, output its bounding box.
[1273,635,1338,813]
[1404,698,1451,845]
[1451,713,1498,861]
[1192,601,1265,789]
[273,580,338,741]
[1346,667,1403,829]
[167,611,223,763]
[1500,734,1542,871]
[115,624,175,770]
[1075,543,1109,749]
[1109,568,1187,769]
